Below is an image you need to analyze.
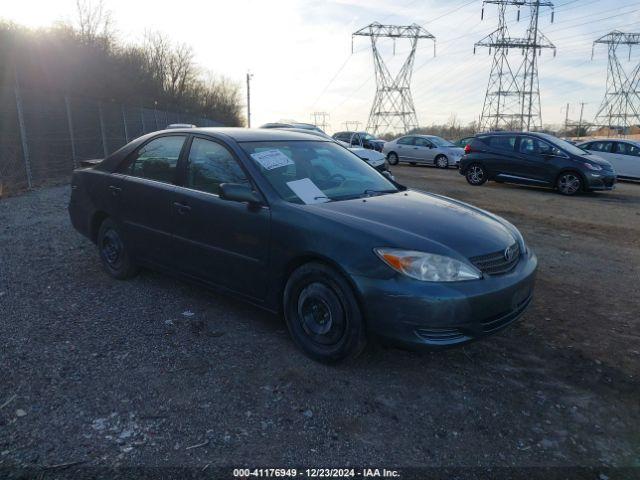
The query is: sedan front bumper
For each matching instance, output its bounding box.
[351,249,537,349]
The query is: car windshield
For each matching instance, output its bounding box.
[429,136,456,147]
[538,133,589,156]
[240,141,398,204]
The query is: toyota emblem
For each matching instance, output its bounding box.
[504,245,516,262]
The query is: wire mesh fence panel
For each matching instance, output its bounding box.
[101,101,127,155]
[0,87,223,196]
[124,106,144,141]
[21,89,73,188]
[0,87,28,195]
[71,96,104,162]
[142,108,157,134]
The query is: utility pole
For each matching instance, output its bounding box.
[246,72,253,128]
[353,23,435,135]
[592,32,640,135]
[562,102,570,133]
[578,101,586,138]
[475,0,555,132]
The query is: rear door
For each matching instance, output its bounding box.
[117,134,187,267]
[395,136,415,161]
[172,136,271,300]
[611,141,640,178]
[482,134,517,177]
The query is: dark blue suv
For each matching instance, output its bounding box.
[459,132,616,195]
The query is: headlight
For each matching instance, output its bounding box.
[374,248,481,282]
[584,163,602,171]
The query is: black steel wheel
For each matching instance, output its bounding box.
[97,218,138,279]
[283,262,366,363]
[387,152,399,165]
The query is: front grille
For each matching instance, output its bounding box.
[470,243,520,276]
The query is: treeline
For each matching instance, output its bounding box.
[0,2,243,126]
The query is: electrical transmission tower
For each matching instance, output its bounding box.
[592,31,640,134]
[310,111,331,131]
[353,23,435,136]
[475,1,555,132]
[343,120,362,131]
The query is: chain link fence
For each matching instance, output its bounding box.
[0,86,222,196]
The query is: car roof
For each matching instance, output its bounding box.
[157,127,330,142]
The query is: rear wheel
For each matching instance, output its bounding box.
[283,262,366,363]
[97,218,138,279]
[465,163,487,186]
[557,172,582,196]
[387,152,399,165]
[435,155,449,169]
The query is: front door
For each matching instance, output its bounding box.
[413,137,435,164]
[117,134,187,267]
[511,136,554,185]
[172,136,271,300]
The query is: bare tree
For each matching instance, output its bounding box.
[75,0,113,45]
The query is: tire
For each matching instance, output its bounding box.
[387,152,399,165]
[556,171,583,196]
[435,155,449,169]
[283,262,366,363]
[97,218,138,279]
[465,163,487,186]
[410,162,417,166]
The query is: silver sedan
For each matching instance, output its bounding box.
[382,135,464,168]
[576,139,640,180]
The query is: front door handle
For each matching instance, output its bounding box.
[173,202,191,214]
[108,185,121,196]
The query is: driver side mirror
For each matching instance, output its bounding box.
[219,183,262,205]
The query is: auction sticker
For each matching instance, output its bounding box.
[251,149,294,170]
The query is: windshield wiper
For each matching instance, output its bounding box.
[362,189,397,197]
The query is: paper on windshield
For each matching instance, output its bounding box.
[250,149,294,170]
[286,178,330,205]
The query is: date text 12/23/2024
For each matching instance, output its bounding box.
[233,468,400,478]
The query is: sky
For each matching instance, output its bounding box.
[3,0,640,133]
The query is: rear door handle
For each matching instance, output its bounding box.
[173,202,191,214]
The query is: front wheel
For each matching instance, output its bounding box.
[557,172,582,196]
[283,263,366,363]
[97,218,138,279]
[387,152,399,165]
[465,164,487,186]
[435,155,449,169]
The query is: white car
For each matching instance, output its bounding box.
[576,139,640,180]
[382,134,465,168]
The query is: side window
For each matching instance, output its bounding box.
[185,138,249,195]
[489,135,516,151]
[350,134,360,145]
[615,142,640,156]
[415,137,432,148]
[592,141,613,153]
[519,137,536,154]
[397,136,414,145]
[537,140,554,155]
[127,136,186,183]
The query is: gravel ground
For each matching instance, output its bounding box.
[1,166,639,478]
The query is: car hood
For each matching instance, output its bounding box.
[311,190,518,259]
[349,147,385,165]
